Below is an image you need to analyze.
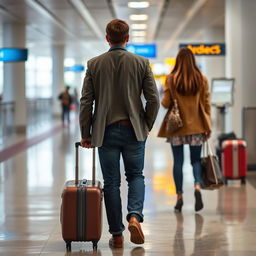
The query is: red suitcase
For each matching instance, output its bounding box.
[60,143,102,251]
[221,140,247,185]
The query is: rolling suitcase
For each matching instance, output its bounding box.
[60,142,102,251]
[216,132,237,167]
[221,140,247,185]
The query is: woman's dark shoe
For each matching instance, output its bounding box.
[194,190,203,212]
[174,198,183,212]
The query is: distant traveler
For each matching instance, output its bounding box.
[73,87,79,112]
[79,19,159,248]
[158,48,211,212]
[58,86,72,125]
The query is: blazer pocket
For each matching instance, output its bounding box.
[140,111,150,130]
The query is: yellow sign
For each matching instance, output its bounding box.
[164,58,176,66]
[180,43,225,56]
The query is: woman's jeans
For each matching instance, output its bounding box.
[171,144,202,194]
[98,123,146,235]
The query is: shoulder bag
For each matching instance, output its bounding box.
[165,82,183,133]
[201,141,224,190]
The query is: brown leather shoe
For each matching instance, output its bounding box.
[128,217,145,244]
[109,235,124,248]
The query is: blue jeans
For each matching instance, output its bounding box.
[62,105,70,124]
[171,145,202,194]
[98,124,146,235]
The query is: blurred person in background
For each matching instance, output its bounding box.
[73,87,80,112]
[158,48,211,212]
[58,86,72,125]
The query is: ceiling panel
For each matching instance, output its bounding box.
[156,0,198,40]
[0,0,225,61]
[82,0,114,34]
[37,0,95,38]
[113,0,165,42]
[82,0,110,8]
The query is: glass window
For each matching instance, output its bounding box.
[64,58,75,87]
[26,55,52,99]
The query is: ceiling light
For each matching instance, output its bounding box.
[131,24,147,30]
[132,31,146,37]
[128,2,150,9]
[129,14,148,21]
[132,37,145,43]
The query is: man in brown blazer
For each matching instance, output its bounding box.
[79,19,159,248]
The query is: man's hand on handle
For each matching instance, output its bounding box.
[80,137,93,148]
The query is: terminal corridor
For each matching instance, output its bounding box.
[1,0,256,255]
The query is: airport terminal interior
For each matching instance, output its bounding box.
[0,0,256,255]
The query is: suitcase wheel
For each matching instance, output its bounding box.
[92,240,98,251]
[241,177,246,185]
[65,241,71,251]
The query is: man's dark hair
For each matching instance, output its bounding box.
[106,19,129,44]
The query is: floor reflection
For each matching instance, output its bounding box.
[110,246,145,256]
[64,246,145,256]
[1,115,256,255]
[173,213,227,256]
[217,186,247,224]
[65,250,102,256]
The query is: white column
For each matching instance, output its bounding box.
[3,23,27,132]
[197,28,226,136]
[52,45,65,116]
[202,28,225,84]
[225,0,256,136]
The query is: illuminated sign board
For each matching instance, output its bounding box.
[179,43,225,56]
[65,65,85,72]
[126,44,157,58]
[0,48,28,62]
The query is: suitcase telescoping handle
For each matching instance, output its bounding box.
[75,142,96,186]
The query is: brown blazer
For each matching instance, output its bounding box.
[158,75,211,138]
[80,48,160,147]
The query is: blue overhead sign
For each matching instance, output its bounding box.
[0,48,28,62]
[65,65,85,72]
[126,44,157,58]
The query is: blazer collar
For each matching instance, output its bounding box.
[109,46,127,52]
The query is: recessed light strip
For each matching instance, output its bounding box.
[132,31,146,37]
[128,2,150,9]
[131,24,147,30]
[129,14,148,21]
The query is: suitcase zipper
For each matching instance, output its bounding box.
[82,186,86,241]
[77,187,83,241]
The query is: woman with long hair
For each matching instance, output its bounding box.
[158,48,211,212]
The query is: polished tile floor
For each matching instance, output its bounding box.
[0,118,256,256]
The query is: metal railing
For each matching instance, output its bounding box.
[0,98,53,136]
[0,101,15,137]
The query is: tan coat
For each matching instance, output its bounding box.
[157,75,211,138]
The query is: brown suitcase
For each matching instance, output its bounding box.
[60,142,102,251]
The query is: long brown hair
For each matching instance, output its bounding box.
[170,47,203,95]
